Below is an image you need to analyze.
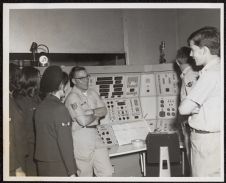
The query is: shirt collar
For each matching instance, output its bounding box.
[199,57,220,75]
[72,86,89,96]
[46,93,61,102]
[180,66,192,79]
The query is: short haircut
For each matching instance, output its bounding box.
[187,26,220,56]
[176,46,193,65]
[69,66,86,87]
[176,46,191,59]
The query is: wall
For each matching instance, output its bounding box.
[9,9,124,53]
[9,8,221,65]
[177,9,220,48]
[123,9,178,65]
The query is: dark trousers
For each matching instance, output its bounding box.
[25,143,38,176]
[37,161,68,176]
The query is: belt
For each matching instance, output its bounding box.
[78,123,97,128]
[190,127,213,134]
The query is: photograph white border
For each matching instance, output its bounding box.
[3,2,224,182]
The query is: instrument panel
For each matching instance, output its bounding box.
[89,68,180,146]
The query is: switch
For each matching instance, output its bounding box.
[159,111,165,117]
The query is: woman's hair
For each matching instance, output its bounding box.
[9,63,21,93]
[14,66,40,98]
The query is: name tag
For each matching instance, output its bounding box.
[61,122,71,127]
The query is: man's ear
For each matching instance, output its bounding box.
[59,82,64,91]
[72,78,77,85]
[203,46,211,55]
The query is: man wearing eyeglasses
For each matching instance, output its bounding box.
[175,46,199,175]
[65,66,113,177]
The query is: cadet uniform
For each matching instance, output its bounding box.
[9,94,27,176]
[185,58,221,176]
[34,94,76,176]
[65,86,113,177]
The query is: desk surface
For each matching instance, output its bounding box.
[108,141,185,157]
[109,144,146,157]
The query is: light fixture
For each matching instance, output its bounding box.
[30,42,50,67]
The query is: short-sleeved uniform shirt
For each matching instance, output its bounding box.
[65,86,105,127]
[35,94,76,176]
[65,86,107,160]
[180,66,199,101]
[186,59,221,132]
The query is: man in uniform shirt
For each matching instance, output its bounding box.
[175,46,199,168]
[179,26,221,177]
[34,66,77,176]
[65,66,113,177]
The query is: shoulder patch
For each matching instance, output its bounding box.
[186,81,193,87]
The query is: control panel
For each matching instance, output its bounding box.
[155,71,179,95]
[140,73,156,97]
[102,97,143,123]
[76,65,180,147]
[89,74,140,99]
[157,96,178,119]
[97,124,118,146]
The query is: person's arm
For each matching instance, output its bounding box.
[10,98,27,174]
[93,106,107,117]
[15,167,26,176]
[65,93,96,126]
[179,99,200,115]
[91,90,107,119]
[55,106,77,176]
[179,71,218,115]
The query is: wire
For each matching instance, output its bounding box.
[37,44,49,53]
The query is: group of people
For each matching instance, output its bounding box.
[9,26,221,178]
[9,64,113,177]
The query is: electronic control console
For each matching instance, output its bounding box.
[86,64,181,147]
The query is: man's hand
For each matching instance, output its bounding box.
[69,173,76,177]
[84,109,94,115]
[191,106,200,114]
[15,167,26,176]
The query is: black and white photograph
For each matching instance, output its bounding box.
[2,2,224,182]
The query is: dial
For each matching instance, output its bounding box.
[39,55,48,66]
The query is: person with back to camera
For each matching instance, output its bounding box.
[179,26,221,177]
[9,63,27,176]
[13,66,41,176]
[34,65,77,176]
[65,66,113,177]
[175,46,199,172]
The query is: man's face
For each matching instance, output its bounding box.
[74,70,90,90]
[189,40,206,66]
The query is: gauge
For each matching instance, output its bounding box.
[39,54,49,66]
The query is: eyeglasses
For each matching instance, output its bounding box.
[74,74,90,80]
